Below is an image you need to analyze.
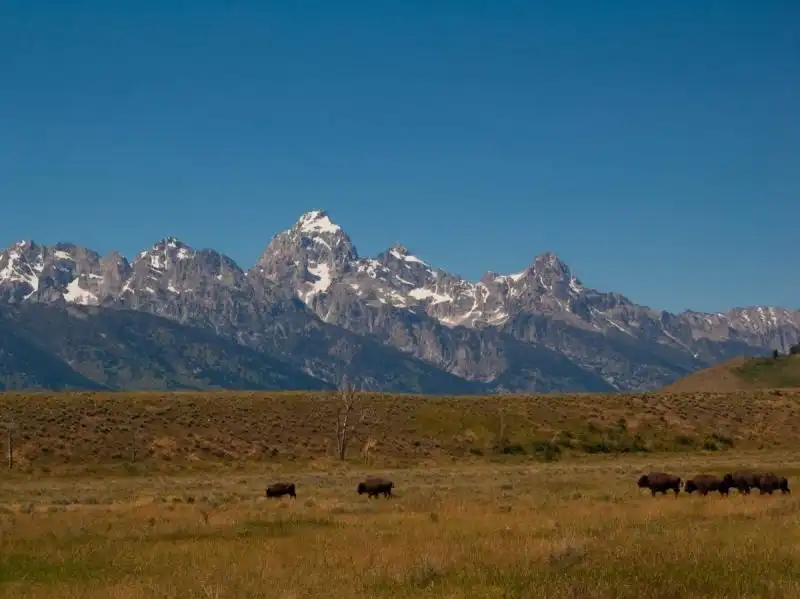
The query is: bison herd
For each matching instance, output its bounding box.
[265,476,395,500]
[638,470,791,497]
[265,470,791,502]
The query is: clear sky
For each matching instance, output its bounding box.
[1,1,797,314]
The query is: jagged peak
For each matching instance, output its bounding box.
[134,237,195,268]
[488,252,582,293]
[385,243,430,268]
[153,236,191,249]
[294,210,342,236]
[5,239,38,253]
[532,251,569,272]
[140,237,194,255]
[255,210,358,273]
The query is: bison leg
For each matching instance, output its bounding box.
[700,489,708,496]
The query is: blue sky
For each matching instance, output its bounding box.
[1,1,797,313]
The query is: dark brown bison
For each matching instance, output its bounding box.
[266,482,296,499]
[684,474,730,496]
[722,471,764,494]
[357,477,394,499]
[637,472,681,496]
[755,473,791,495]
[756,474,782,495]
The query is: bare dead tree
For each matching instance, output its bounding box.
[332,376,376,461]
[131,422,138,463]
[128,413,145,463]
[494,387,510,454]
[3,418,16,470]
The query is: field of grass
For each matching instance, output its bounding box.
[664,355,800,393]
[1,450,799,598]
[2,389,800,474]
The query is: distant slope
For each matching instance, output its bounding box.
[662,355,800,393]
[0,324,108,391]
[0,304,334,391]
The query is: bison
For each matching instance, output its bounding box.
[357,477,394,499]
[722,471,764,494]
[755,473,791,495]
[637,472,681,496]
[756,474,782,495]
[266,482,296,499]
[684,474,730,496]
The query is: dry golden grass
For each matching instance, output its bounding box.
[1,451,799,598]
[2,389,800,474]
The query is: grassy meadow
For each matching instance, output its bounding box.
[664,355,800,393]
[1,389,800,597]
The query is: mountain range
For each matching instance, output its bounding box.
[1,209,797,393]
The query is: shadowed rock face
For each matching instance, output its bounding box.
[1,210,798,393]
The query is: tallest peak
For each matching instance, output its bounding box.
[533,251,569,272]
[295,210,341,235]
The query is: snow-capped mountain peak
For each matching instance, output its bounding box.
[250,210,358,306]
[295,210,342,235]
[0,240,44,300]
[135,237,195,271]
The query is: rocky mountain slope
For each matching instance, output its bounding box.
[1,210,797,392]
[0,303,334,391]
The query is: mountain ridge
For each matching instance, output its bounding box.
[1,209,797,393]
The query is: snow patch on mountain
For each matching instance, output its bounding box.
[390,248,428,267]
[305,263,332,301]
[64,278,98,305]
[408,287,453,304]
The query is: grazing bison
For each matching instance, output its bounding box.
[754,473,791,495]
[266,482,296,499]
[685,474,730,496]
[357,477,394,499]
[637,472,681,496]
[756,474,782,495]
[722,471,764,494]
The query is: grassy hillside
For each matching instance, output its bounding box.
[2,389,800,473]
[663,355,800,393]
